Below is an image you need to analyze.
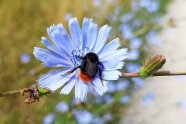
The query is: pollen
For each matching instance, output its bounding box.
[78,71,93,83]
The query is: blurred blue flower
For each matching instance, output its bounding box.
[132,77,144,88]
[103,95,113,104]
[133,19,143,28]
[20,53,31,64]
[128,49,140,60]
[103,112,113,122]
[126,63,141,73]
[121,96,131,104]
[140,0,159,13]
[120,24,134,39]
[70,98,81,105]
[93,0,103,8]
[130,38,142,49]
[116,80,129,91]
[131,0,140,11]
[141,92,155,106]
[93,116,104,124]
[177,99,186,109]
[33,17,128,101]
[74,110,93,124]
[121,13,134,23]
[146,31,157,43]
[107,81,117,93]
[95,95,105,104]
[64,12,73,21]
[55,101,69,113]
[43,113,55,124]
[146,30,163,45]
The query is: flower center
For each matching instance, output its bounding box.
[69,47,90,67]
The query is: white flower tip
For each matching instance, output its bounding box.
[57,23,63,27]
[46,27,50,33]
[99,90,107,96]
[83,17,88,21]
[41,37,47,43]
[118,71,122,76]
[69,17,78,24]
[33,47,38,52]
[103,25,111,29]
[60,91,68,95]
[41,37,46,40]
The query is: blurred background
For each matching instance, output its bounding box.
[0,0,179,123]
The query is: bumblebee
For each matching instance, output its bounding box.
[66,52,104,84]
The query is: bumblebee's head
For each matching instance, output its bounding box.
[84,52,99,62]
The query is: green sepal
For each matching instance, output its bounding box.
[138,67,150,78]
[38,87,51,96]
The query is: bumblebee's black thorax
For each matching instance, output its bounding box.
[80,52,99,77]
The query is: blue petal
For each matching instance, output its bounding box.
[68,17,83,49]
[86,21,98,51]
[38,67,76,91]
[33,47,73,67]
[60,74,77,95]
[102,70,121,80]
[92,25,111,53]
[75,79,88,101]
[99,49,127,70]
[38,69,65,82]
[98,38,121,57]
[47,24,74,55]
[100,48,128,62]
[115,62,125,69]
[41,37,69,60]
[102,61,124,70]
[82,18,92,49]
[92,77,108,96]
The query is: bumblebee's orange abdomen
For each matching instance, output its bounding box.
[78,71,93,83]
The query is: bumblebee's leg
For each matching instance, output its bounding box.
[63,66,81,77]
[91,82,95,87]
[98,67,104,86]
[98,62,104,86]
[75,55,83,60]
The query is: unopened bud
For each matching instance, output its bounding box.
[138,55,166,78]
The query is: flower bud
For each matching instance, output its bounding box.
[38,87,51,96]
[138,55,166,78]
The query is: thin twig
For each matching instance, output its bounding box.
[0,89,22,97]
[121,70,186,78]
